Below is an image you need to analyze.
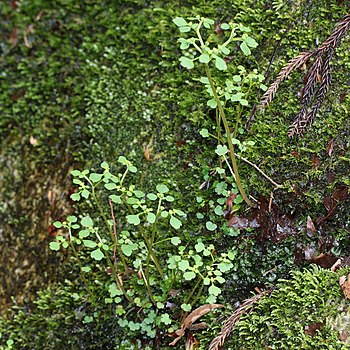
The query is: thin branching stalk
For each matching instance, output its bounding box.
[204,64,256,208]
[108,199,129,274]
[67,227,94,300]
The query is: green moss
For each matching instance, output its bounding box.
[227,266,350,349]
[1,0,350,348]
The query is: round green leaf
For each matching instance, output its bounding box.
[184,271,196,280]
[81,216,93,227]
[53,221,62,228]
[117,156,127,164]
[121,243,138,257]
[156,184,169,194]
[207,99,217,109]
[165,195,174,202]
[215,56,227,71]
[67,215,77,223]
[109,195,122,204]
[220,23,230,30]
[105,182,117,190]
[209,284,221,296]
[181,303,192,312]
[179,38,190,50]
[200,128,209,137]
[173,17,188,27]
[218,261,233,272]
[195,241,205,253]
[147,193,157,201]
[178,259,190,271]
[81,189,90,199]
[79,229,90,238]
[160,313,172,325]
[215,144,228,156]
[49,241,60,251]
[179,56,194,69]
[100,161,109,169]
[170,216,182,229]
[147,212,156,224]
[199,53,210,63]
[179,26,191,33]
[89,173,103,183]
[206,221,217,231]
[91,248,104,261]
[171,236,181,246]
[126,215,140,225]
[83,240,97,248]
[240,41,251,56]
[245,36,258,48]
[133,190,145,198]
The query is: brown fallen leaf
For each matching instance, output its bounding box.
[185,333,199,350]
[330,259,342,272]
[339,330,349,342]
[306,216,316,237]
[339,273,350,299]
[304,321,325,336]
[326,139,335,156]
[169,304,224,346]
[308,253,339,269]
[144,146,152,161]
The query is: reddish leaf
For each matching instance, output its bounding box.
[169,304,224,346]
[332,184,348,202]
[326,139,335,156]
[310,155,321,169]
[226,192,237,213]
[8,27,18,46]
[304,246,317,261]
[10,0,19,9]
[304,321,325,336]
[185,333,199,350]
[291,150,300,157]
[323,197,336,212]
[306,216,316,237]
[339,274,350,299]
[144,146,152,161]
[309,253,339,268]
[228,216,249,229]
[214,22,223,34]
[339,330,349,342]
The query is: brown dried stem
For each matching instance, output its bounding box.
[259,14,350,137]
[209,292,264,350]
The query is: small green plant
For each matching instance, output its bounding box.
[49,156,239,340]
[173,16,267,208]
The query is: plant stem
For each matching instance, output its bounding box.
[204,64,256,208]
[85,178,130,274]
[108,199,129,274]
[68,228,94,300]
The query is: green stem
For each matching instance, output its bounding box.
[204,64,256,208]
[68,228,94,300]
[104,254,133,303]
[139,263,156,305]
[86,178,129,274]
[184,276,202,305]
[124,197,164,278]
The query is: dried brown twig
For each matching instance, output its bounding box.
[259,14,350,137]
[208,292,264,350]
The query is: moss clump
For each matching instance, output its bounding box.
[226,266,350,349]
